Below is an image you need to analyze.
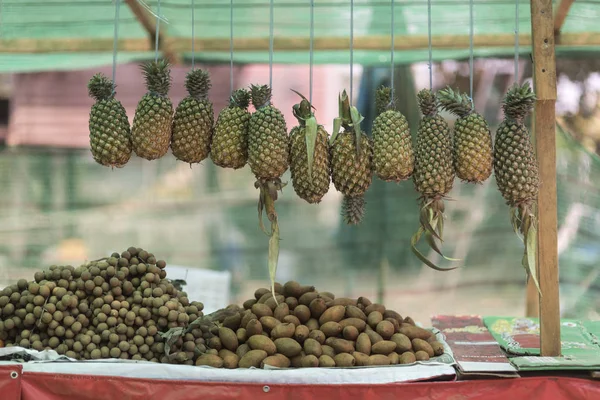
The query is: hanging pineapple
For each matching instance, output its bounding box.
[248,84,289,180]
[248,84,289,297]
[437,87,493,183]
[288,90,331,204]
[211,88,251,169]
[171,69,214,164]
[87,73,132,168]
[411,88,457,270]
[494,82,541,294]
[330,90,373,225]
[372,86,414,182]
[131,60,174,161]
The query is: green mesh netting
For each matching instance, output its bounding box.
[1,1,600,72]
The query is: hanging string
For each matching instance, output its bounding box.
[269,0,274,89]
[111,0,121,92]
[155,0,161,62]
[390,0,395,103]
[230,0,234,95]
[427,0,432,90]
[469,0,474,101]
[514,0,519,82]
[309,0,314,104]
[350,0,354,104]
[191,0,195,69]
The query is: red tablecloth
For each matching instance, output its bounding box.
[2,365,599,400]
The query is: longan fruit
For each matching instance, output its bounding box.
[34,272,45,283]
[71,321,83,333]
[90,349,102,359]
[84,281,95,292]
[41,312,53,324]
[48,337,60,348]
[53,311,64,322]
[17,279,28,291]
[167,310,178,322]
[118,341,130,352]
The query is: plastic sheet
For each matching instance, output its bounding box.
[15,374,600,400]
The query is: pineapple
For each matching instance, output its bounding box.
[211,88,251,169]
[289,91,331,204]
[247,84,289,302]
[330,90,373,225]
[87,73,132,168]
[372,86,414,182]
[438,87,493,183]
[248,84,289,180]
[132,60,174,160]
[494,82,541,293]
[411,89,457,271]
[171,69,213,164]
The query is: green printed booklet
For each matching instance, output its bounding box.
[483,317,600,371]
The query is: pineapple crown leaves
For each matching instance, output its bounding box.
[250,84,273,109]
[291,89,319,184]
[141,60,172,96]
[228,88,251,109]
[437,86,474,118]
[331,90,364,156]
[184,69,211,99]
[510,204,542,296]
[417,88,439,117]
[410,198,461,272]
[503,82,537,122]
[87,73,115,101]
[256,178,286,304]
[375,86,394,116]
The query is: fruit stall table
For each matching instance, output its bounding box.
[0,363,598,400]
[1,315,599,400]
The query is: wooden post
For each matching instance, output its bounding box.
[530,0,561,357]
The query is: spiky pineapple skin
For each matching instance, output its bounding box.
[493,121,539,206]
[211,107,251,169]
[248,105,289,179]
[171,97,213,164]
[289,124,330,204]
[372,110,414,182]
[413,115,455,197]
[330,131,373,196]
[89,98,132,168]
[132,94,173,160]
[453,113,493,183]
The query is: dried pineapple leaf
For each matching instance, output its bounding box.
[510,208,522,239]
[257,188,270,236]
[350,106,363,157]
[424,231,444,257]
[419,205,441,241]
[525,219,542,296]
[305,116,318,184]
[160,326,186,356]
[411,227,459,271]
[437,211,445,242]
[330,117,342,145]
[268,218,281,305]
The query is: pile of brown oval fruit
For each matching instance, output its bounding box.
[0,250,445,368]
[0,247,204,362]
[194,281,445,368]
